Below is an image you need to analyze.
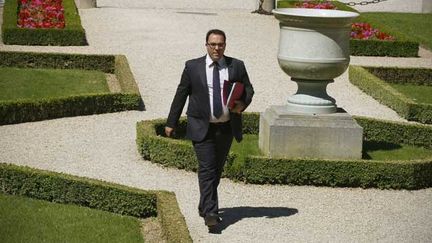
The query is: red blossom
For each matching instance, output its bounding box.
[294,1,337,10]
[17,0,65,29]
[351,22,395,41]
[293,2,395,41]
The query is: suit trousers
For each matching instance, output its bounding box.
[193,121,233,216]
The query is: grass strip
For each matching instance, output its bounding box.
[360,13,432,51]
[388,83,432,104]
[232,135,432,161]
[0,193,144,243]
[0,67,109,101]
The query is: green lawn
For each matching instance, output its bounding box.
[0,67,109,101]
[0,193,144,243]
[231,134,432,161]
[388,83,432,104]
[231,134,263,163]
[359,13,432,50]
[363,140,432,160]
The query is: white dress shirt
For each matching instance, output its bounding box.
[206,54,230,123]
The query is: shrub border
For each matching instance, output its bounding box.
[0,51,144,125]
[2,0,87,46]
[0,163,192,242]
[276,0,419,57]
[349,65,432,124]
[136,113,432,189]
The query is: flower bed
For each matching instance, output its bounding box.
[276,0,419,56]
[18,0,65,29]
[351,22,394,41]
[293,1,395,41]
[2,0,87,45]
[294,0,336,9]
[0,51,144,125]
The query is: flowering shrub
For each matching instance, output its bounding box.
[294,0,337,9]
[17,0,65,29]
[293,1,395,41]
[351,22,395,41]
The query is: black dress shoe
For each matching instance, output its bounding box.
[204,213,221,227]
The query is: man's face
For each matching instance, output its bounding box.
[206,34,226,61]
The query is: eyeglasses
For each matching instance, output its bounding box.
[206,43,226,49]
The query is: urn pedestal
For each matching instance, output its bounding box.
[259,8,363,159]
[75,0,97,8]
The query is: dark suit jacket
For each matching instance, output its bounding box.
[167,55,254,142]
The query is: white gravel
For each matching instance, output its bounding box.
[1,3,432,242]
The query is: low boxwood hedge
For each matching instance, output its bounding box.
[136,113,432,189]
[349,65,432,124]
[2,0,87,45]
[0,51,144,125]
[136,118,236,173]
[276,1,419,57]
[0,163,192,242]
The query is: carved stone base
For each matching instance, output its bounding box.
[259,105,363,160]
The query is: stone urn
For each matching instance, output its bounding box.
[272,8,359,114]
[258,8,363,160]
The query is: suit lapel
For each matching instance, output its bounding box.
[198,56,207,89]
[226,56,235,81]
[225,56,235,95]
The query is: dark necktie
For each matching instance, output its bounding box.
[212,61,223,118]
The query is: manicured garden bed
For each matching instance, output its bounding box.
[0,163,192,242]
[276,0,419,57]
[349,65,432,124]
[2,0,87,45]
[136,113,432,189]
[0,193,144,243]
[0,67,109,100]
[0,51,144,125]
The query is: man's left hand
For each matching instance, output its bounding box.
[231,100,246,114]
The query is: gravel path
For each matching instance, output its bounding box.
[1,3,432,242]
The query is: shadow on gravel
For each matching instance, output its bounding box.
[208,206,298,234]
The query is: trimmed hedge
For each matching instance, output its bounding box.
[136,113,432,189]
[157,191,193,242]
[2,0,87,45]
[136,118,236,173]
[0,51,115,73]
[0,51,144,125]
[276,1,419,57]
[349,65,432,124]
[355,116,432,148]
[365,67,432,86]
[0,163,192,242]
[242,157,427,189]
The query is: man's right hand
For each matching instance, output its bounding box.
[165,126,175,137]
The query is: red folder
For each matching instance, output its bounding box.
[223,80,244,109]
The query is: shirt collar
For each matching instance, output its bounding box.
[206,54,226,68]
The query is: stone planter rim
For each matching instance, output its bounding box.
[272,8,359,19]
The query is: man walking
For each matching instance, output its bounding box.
[165,29,254,228]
